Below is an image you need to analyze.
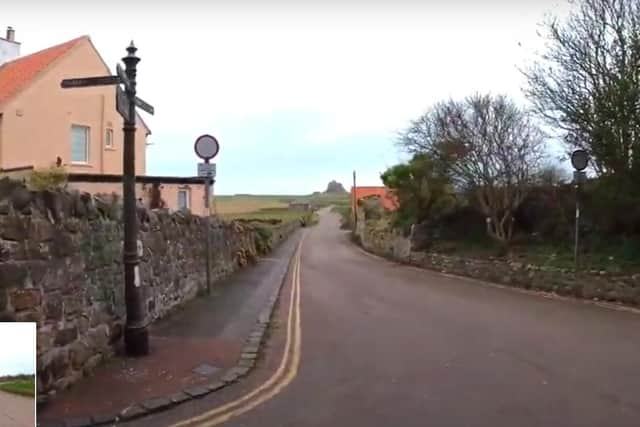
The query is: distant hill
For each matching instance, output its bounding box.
[325,180,347,194]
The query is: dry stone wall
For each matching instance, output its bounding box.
[355,212,640,307]
[0,179,299,400]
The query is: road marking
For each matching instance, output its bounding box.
[169,233,306,427]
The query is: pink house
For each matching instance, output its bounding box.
[0,27,207,215]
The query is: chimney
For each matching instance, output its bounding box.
[0,26,20,66]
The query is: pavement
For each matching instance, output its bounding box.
[36,228,303,426]
[121,209,640,427]
[0,389,35,427]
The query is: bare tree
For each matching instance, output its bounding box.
[523,0,640,181]
[399,94,546,245]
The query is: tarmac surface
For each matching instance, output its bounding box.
[0,389,35,427]
[112,210,640,426]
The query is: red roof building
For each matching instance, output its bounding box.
[351,186,399,211]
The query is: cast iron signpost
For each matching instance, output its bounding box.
[194,134,220,295]
[61,42,154,357]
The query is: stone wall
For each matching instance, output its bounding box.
[0,179,299,400]
[355,214,640,307]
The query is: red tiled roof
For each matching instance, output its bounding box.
[352,186,399,211]
[0,36,87,108]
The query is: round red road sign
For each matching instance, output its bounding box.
[194,134,220,160]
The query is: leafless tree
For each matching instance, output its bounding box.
[523,0,640,181]
[399,94,546,245]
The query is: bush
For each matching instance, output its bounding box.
[27,166,68,191]
[254,225,273,254]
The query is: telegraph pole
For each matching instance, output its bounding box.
[352,170,357,231]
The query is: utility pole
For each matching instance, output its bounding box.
[352,170,357,231]
[61,42,154,356]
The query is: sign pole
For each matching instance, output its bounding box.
[574,180,580,271]
[204,159,212,295]
[122,42,148,356]
[570,149,589,274]
[194,134,220,297]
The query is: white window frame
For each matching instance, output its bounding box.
[71,124,90,164]
[177,188,190,211]
[105,128,114,149]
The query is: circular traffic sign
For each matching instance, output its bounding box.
[194,134,220,160]
[571,149,589,171]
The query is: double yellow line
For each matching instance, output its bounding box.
[169,233,306,427]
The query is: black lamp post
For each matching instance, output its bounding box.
[571,149,589,271]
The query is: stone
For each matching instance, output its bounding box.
[30,217,54,242]
[243,344,259,354]
[91,413,117,425]
[183,385,209,398]
[15,310,41,323]
[83,354,103,376]
[109,321,123,343]
[0,262,29,289]
[10,289,42,310]
[44,292,63,321]
[63,294,84,315]
[238,359,255,369]
[69,340,91,369]
[169,392,190,404]
[38,328,54,355]
[50,230,76,258]
[52,376,72,391]
[220,370,239,384]
[206,381,226,392]
[87,324,110,351]
[0,214,27,241]
[0,310,16,321]
[54,326,78,346]
[240,352,258,360]
[119,405,148,420]
[141,396,172,412]
[234,366,251,377]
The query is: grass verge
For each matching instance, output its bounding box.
[0,378,35,397]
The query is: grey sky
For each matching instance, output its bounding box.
[0,323,35,376]
[5,0,569,194]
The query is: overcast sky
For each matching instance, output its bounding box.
[0,323,35,376]
[5,0,569,194]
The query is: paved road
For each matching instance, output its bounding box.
[0,390,34,427]
[131,210,640,427]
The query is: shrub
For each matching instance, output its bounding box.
[27,166,68,191]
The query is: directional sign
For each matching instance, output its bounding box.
[198,162,216,178]
[116,86,132,122]
[134,97,155,115]
[61,75,120,88]
[116,63,131,91]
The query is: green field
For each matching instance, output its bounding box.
[0,378,35,397]
[213,193,350,221]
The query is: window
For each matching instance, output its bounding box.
[105,128,114,148]
[177,188,190,211]
[71,125,89,163]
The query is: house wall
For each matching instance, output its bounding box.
[67,181,208,217]
[0,38,148,175]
